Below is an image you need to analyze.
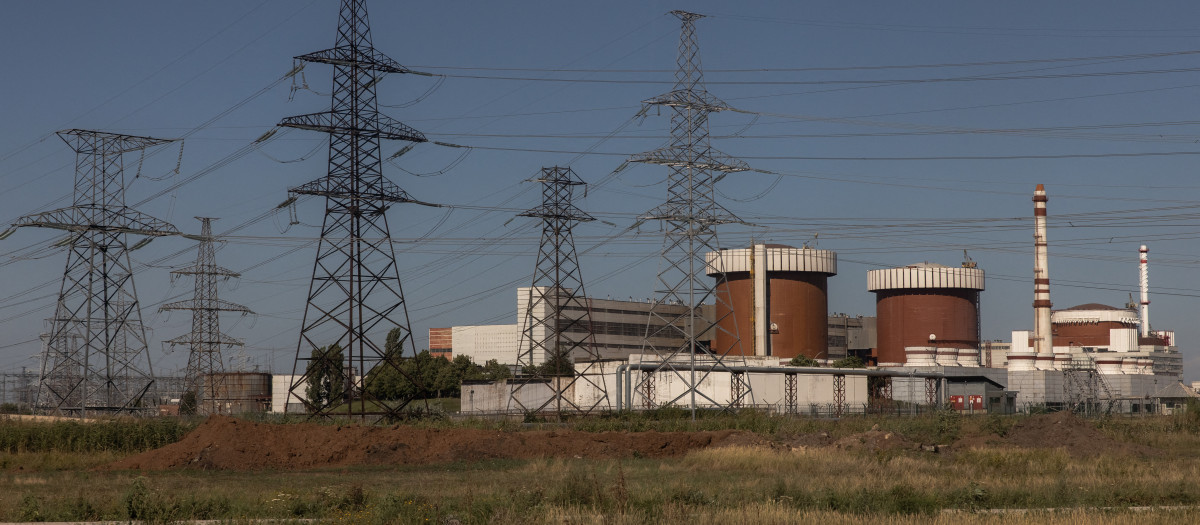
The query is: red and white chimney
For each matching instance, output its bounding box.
[1139,245,1150,338]
[1033,184,1054,366]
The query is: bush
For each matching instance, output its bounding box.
[0,419,193,454]
[829,356,865,368]
[789,355,819,367]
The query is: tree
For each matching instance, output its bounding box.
[789,355,819,367]
[830,356,866,369]
[179,390,198,416]
[306,344,344,408]
[481,359,511,381]
[522,348,575,377]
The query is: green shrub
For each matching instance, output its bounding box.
[18,494,43,522]
[789,355,819,367]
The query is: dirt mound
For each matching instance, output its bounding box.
[1003,411,1151,456]
[956,412,1156,457]
[106,416,765,471]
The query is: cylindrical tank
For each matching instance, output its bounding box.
[1051,304,1139,347]
[935,347,959,366]
[1095,356,1122,375]
[1121,357,1139,374]
[904,346,937,367]
[1008,350,1037,371]
[868,263,985,366]
[1036,354,1057,370]
[706,245,837,359]
[957,348,981,367]
[202,372,272,414]
[1138,358,1153,375]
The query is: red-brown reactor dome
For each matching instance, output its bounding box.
[1050,303,1139,347]
[867,263,985,366]
[705,245,837,359]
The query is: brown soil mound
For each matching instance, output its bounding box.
[106,416,764,471]
[1003,411,1152,456]
[957,411,1156,457]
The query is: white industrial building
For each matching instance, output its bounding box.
[435,287,695,367]
[460,355,874,415]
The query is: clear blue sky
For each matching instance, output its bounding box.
[3,1,1200,380]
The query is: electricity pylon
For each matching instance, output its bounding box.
[282,0,429,419]
[510,167,609,416]
[160,217,252,415]
[630,11,750,414]
[13,130,179,416]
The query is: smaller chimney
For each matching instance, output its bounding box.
[1139,245,1150,337]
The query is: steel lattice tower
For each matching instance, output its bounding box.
[160,217,252,415]
[13,130,179,416]
[510,167,609,416]
[282,0,428,419]
[630,11,750,413]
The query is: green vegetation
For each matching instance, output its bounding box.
[830,356,866,368]
[305,343,345,407]
[178,390,198,416]
[0,418,193,454]
[788,355,819,367]
[367,349,511,401]
[522,349,575,377]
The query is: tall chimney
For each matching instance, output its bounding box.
[1139,245,1150,337]
[1032,184,1053,365]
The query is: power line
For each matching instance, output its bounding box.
[411,49,1200,74]
[434,66,1200,86]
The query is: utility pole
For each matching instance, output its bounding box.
[510,166,609,416]
[12,130,178,417]
[282,0,429,420]
[630,11,750,415]
[160,217,252,415]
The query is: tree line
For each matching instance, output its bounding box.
[305,327,511,405]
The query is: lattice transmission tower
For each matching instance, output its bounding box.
[282,0,429,419]
[630,11,751,413]
[13,130,179,416]
[160,217,252,415]
[510,167,609,416]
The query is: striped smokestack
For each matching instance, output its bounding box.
[1033,184,1054,367]
[1140,245,1150,338]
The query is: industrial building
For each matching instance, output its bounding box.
[460,355,886,416]
[433,285,875,368]
[434,287,695,366]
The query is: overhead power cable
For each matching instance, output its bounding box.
[411,48,1200,74]
[430,142,1200,162]
[433,66,1200,86]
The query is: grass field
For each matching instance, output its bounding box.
[3,411,1200,523]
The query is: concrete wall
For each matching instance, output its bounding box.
[270,374,305,413]
[1008,369,1065,406]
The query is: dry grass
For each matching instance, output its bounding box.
[4,413,1200,523]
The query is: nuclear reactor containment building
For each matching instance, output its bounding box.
[705,244,837,359]
[868,263,985,366]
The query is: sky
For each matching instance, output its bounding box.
[3,1,1200,381]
